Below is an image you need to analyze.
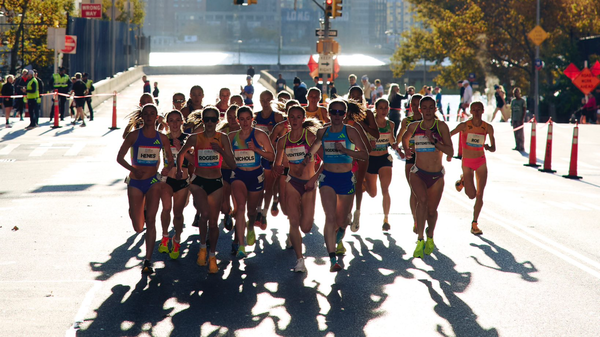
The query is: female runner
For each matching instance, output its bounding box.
[117,103,174,274]
[401,96,453,258]
[365,98,397,231]
[229,106,275,258]
[303,99,368,272]
[217,104,241,233]
[177,106,236,273]
[157,110,193,260]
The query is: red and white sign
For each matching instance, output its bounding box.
[61,35,77,54]
[82,4,102,18]
[572,68,600,95]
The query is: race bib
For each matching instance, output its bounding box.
[324,140,345,157]
[375,132,391,151]
[414,135,436,152]
[466,133,485,148]
[196,149,221,167]
[234,149,256,167]
[285,145,307,164]
[255,124,270,133]
[137,146,160,165]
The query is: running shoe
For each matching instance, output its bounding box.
[247,228,256,246]
[141,260,154,274]
[424,237,435,255]
[336,241,346,255]
[413,240,425,259]
[271,200,279,217]
[294,258,306,273]
[231,243,239,255]
[285,234,293,249]
[351,210,361,232]
[330,263,342,272]
[236,245,247,259]
[158,236,170,254]
[224,214,233,231]
[382,222,391,231]
[455,175,464,192]
[6,124,11,128]
[260,215,267,231]
[336,228,345,244]
[169,240,181,260]
[471,221,483,235]
[208,256,219,274]
[254,212,263,227]
[192,214,200,227]
[197,248,208,266]
[80,123,86,127]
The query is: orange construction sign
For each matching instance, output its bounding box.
[571,68,600,95]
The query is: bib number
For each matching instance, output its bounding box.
[137,146,160,165]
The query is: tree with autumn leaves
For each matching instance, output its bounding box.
[390,0,600,119]
[0,0,144,75]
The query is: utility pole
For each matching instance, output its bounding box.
[534,0,540,121]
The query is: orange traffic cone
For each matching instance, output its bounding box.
[563,123,582,179]
[109,91,120,130]
[539,118,556,173]
[524,117,540,167]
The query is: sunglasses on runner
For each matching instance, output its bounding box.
[173,99,185,103]
[329,109,346,116]
[202,117,219,123]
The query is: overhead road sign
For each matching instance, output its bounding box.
[316,29,338,37]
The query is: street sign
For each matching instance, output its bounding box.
[535,58,543,70]
[318,54,334,74]
[61,35,77,54]
[468,73,476,81]
[81,3,102,18]
[316,29,338,38]
[572,68,600,95]
[528,25,548,46]
[563,63,581,80]
[46,27,66,50]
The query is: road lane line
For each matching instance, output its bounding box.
[445,193,600,280]
[64,280,102,337]
[64,143,86,156]
[0,144,19,155]
[29,143,52,157]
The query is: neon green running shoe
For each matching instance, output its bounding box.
[169,240,181,260]
[247,229,256,246]
[236,245,247,259]
[424,237,435,255]
[413,240,425,259]
[336,241,346,255]
[158,236,170,254]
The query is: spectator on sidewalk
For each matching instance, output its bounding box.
[276,74,287,93]
[82,73,94,121]
[241,75,254,106]
[247,66,255,77]
[142,75,151,93]
[293,77,308,105]
[510,87,526,151]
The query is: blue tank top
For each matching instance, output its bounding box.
[255,111,276,134]
[231,129,263,168]
[131,129,163,166]
[322,125,355,164]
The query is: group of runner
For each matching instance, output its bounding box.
[116,82,496,275]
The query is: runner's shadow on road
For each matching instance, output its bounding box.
[470,236,538,282]
[420,250,499,337]
[89,233,144,281]
[1,128,26,141]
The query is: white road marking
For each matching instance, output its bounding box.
[0,144,19,155]
[29,143,52,157]
[64,280,102,337]
[64,143,86,156]
[445,193,600,280]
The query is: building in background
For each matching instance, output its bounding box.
[142,0,420,53]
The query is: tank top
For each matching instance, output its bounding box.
[461,120,488,157]
[412,119,442,153]
[322,125,355,164]
[131,129,162,166]
[164,133,190,169]
[255,111,276,134]
[306,107,327,122]
[369,120,392,152]
[405,115,421,148]
[194,132,224,169]
[284,129,312,165]
[231,129,262,168]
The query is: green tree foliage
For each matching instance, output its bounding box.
[391,0,600,118]
[101,0,145,25]
[1,0,74,74]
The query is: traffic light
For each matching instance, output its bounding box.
[325,0,333,18]
[332,0,342,18]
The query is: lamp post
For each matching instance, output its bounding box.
[237,39,243,65]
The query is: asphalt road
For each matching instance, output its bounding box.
[1,75,599,337]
